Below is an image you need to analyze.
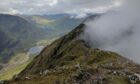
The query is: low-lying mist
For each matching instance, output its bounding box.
[82,0,140,64]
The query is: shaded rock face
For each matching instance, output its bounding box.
[8,23,140,84]
[0,14,50,63]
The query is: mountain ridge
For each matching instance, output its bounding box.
[7,23,140,84]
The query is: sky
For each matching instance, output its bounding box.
[0,0,122,15]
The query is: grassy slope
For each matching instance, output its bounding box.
[0,53,33,80]
[31,16,55,25]
[0,14,83,81]
[0,61,30,80]
[0,38,57,81]
[8,24,140,84]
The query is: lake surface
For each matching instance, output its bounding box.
[28,46,44,55]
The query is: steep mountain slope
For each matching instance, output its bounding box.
[8,24,140,84]
[0,14,84,81]
[0,14,49,63]
[0,14,83,63]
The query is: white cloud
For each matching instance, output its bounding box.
[83,0,140,64]
[48,0,58,6]
[0,0,122,15]
[9,8,19,14]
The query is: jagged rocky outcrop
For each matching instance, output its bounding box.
[7,23,140,84]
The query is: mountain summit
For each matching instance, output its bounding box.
[8,23,140,84]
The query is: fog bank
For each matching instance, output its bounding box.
[83,0,140,64]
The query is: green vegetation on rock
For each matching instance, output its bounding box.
[7,24,140,84]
